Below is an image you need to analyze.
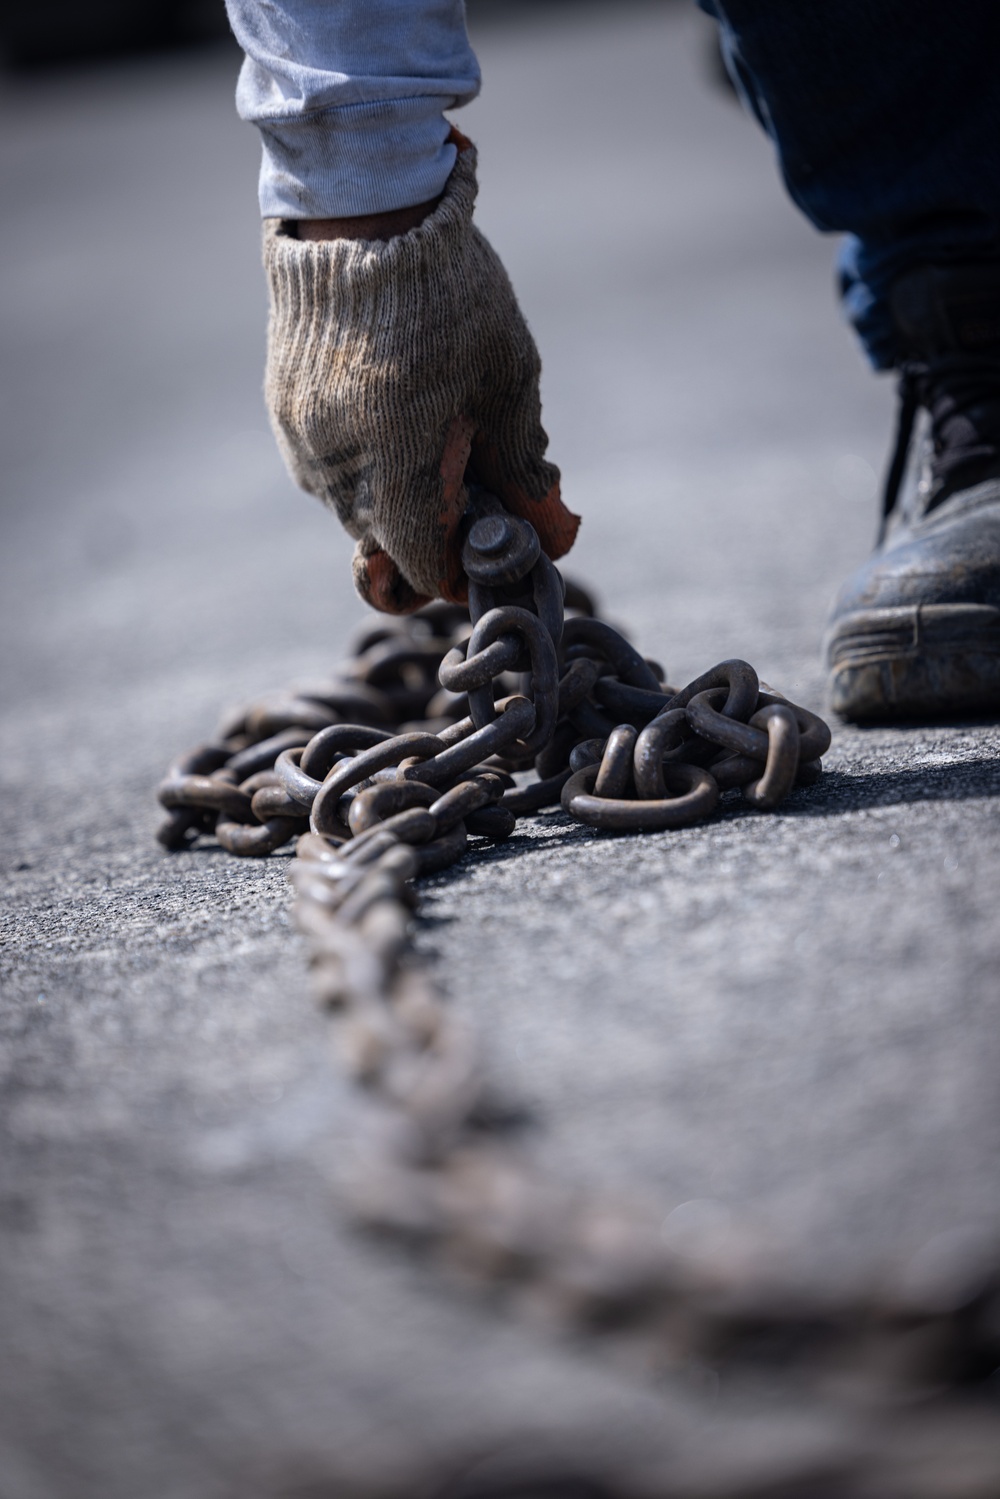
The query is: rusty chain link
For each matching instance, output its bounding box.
[155,491,1000,1495]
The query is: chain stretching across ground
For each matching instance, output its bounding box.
[155,495,1000,1494]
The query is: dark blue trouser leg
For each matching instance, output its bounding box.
[697,1,1000,368]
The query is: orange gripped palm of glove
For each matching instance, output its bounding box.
[263,137,580,614]
[354,417,581,614]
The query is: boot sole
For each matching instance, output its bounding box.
[826,603,1000,722]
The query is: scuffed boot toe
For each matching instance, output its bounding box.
[825,480,1000,721]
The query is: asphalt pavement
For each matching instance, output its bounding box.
[2,6,999,1497]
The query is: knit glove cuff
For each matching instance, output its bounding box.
[263,143,579,612]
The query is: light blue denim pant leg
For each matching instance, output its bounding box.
[225,0,480,219]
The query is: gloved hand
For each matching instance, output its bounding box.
[263,134,580,612]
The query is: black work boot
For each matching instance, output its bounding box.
[825,263,1000,721]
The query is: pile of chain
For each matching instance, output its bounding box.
[158,495,833,857]
[155,495,1000,1490]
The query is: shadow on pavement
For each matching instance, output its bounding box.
[779,754,1000,815]
[411,751,1000,884]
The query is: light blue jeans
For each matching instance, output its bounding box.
[225,1,478,221]
[227,0,1000,369]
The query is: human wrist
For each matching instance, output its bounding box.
[292,196,441,243]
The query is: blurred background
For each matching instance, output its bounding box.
[0,0,232,68]
[9,7,999,1499]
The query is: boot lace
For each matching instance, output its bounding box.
[878,352,1000,544]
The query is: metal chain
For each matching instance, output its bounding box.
[155,495,1000,1495]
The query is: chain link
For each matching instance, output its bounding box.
[155,496,1000,1495]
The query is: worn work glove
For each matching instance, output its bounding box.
[263,135,580,612]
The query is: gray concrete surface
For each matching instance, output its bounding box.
[2,6,999,1497]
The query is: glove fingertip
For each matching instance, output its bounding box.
[483,476,582,561]
[527,481,581,561]
[435,569,469,607]
[469,438,580,562]
[353,545,432,616]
